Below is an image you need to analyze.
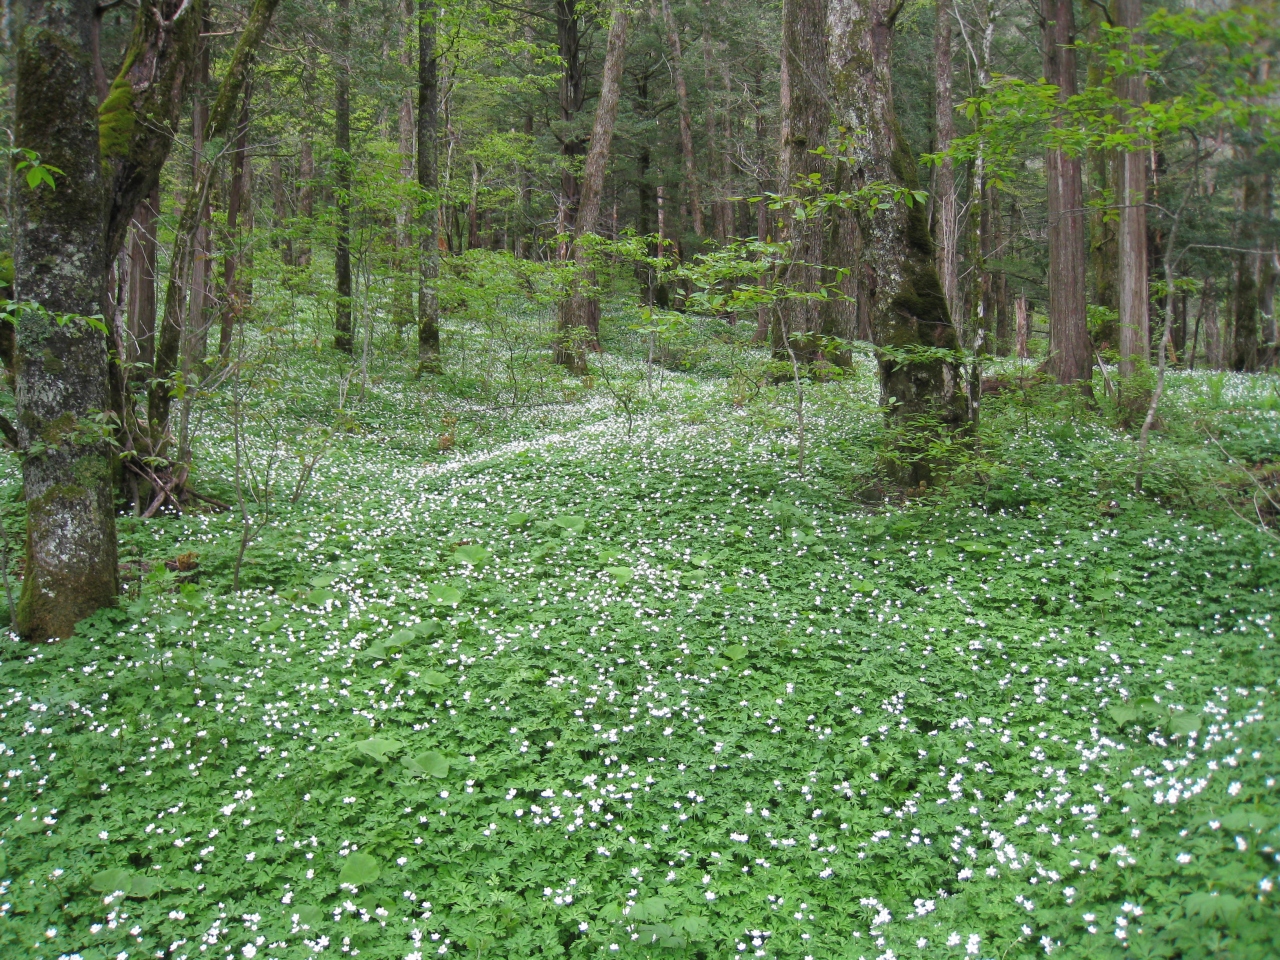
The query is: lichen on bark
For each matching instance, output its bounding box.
[13,0,120,639]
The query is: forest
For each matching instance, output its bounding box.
[0,0,1278,955]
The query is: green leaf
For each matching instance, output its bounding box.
[294,905,325,928]
[553,515,586,534]
[453,544,490,566]
[402,750,450,778]
[605,566,633,585]
[722,644,748,662]
[389,629,416,647]
[421,670,450,688]
[1184,891,1243,923]
[355,643,388,661]
[354,738,404,762]
[306,588,337,605]
[128,875,161,898]
[1109,704,1138,726]
[411,620,442,638]
[338,852,381,887]
[91,868,134,895]
[1169,713,1201,736]
[6,811,44,837]
[506,511,530,528]
[428,584,462,606]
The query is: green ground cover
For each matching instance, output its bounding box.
[0,321,1277,960]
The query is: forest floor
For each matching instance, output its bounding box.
[0,312,1278,960]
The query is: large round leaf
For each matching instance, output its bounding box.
[338,852,381,886]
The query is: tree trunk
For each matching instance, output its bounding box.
[1040,0,1091,387]
[147,0,283,435]
[1085,0,1116,334]
[776,0,830,359]
[297,140,313,266]
[13,0,119,639]
[555,0,587,239]
[1015,295,1030,359]
[933,0,960,322]
[828,0,968,482]
[334,0,354,354]
[127,188,159,371]
[100,0,202,262]
[221,85,252,358]
[556,1,629,373]
[659,0,703,237]
[395,1,416,329]
[417,0,442,372]
[1116,0,1148,378]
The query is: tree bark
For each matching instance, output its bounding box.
[828,0,968,482]
[556,0,588,239]
[933,0,960,323]
[127,188,159,371]
[659,0,703,238]
[13,0,119,639]
[1085,0,1116,335]
[417,0,442,373]
[1116,0,1148,378]
[776,0,830,360]
[99,0,203,262]
[1040,0,1091,387]
[297,140,314,266]
[334,0,354,353]
[394,0,416,329]
[1015,295,1030,359]
[556,2,629,372]
[221,85,252,359]
[147,0,283,435]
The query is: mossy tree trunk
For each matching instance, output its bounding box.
[13,0,119,640]
[827,0,968,483]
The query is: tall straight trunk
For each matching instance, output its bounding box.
[989,186,1011,353]
[556,1,629,372]
[556,0,587,239]
[978,178,995,348]
[703,9,732,242]
[147,0,283,435]
[12,0,119,639]
[186,30,211,376]
[659,0,703,237]
[221,86,252,358]
[828,0,968,481]
[394,0,416,326]
[334,0,354,353]
[1015,295,1030,358]
[242,155,255,301]
[1233,169,1264,372]
[271,158,294,265]
[1040,0,1091,387]
[776,0,829,359]
[297,140,314,266]
[933,0,960,322]
[1085,0,1116,331]
[127,188,159,371]
[417,0,441,372]
[1116,0,1148,378]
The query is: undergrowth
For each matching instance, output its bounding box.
[0,312,1276,960]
